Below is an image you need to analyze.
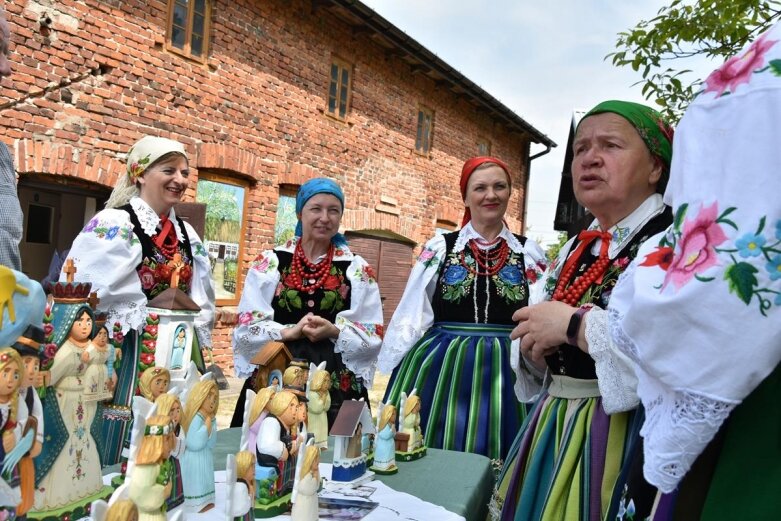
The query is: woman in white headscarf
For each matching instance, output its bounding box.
[64,136,215,466]
[605,23,781,520]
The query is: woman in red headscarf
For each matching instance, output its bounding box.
[376,157,547,461]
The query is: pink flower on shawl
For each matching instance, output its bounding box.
[237,312,253,326]
[704,32,778,97]
[252,254,270,272]
[662,202,728,291]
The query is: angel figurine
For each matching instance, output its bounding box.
[128,414,175,521]
[180,379,218,512]
[225,451,256,521]
[240,386,277,454]
[138,367,171,403]
[370,403,397,475]
[153,392,185,511]
[305,363,330,449]
[400,393,423,451]
[396,390,425,460]
[290,442,320,521]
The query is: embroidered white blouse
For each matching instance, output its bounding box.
[63,197,215,347]
[377,222,547,375]
[232,238,384,386]
[512,194,667,411]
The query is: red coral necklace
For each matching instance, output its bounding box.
[460,238,509,276]
[552,230,612,306]
[287,241,334,292]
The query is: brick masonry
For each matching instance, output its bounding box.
[1,0,541,374]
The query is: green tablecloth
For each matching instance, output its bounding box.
[214,428,493,520]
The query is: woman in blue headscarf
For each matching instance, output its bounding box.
[230,178,383,427]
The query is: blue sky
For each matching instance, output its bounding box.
[361,0,715,246]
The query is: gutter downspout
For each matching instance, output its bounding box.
[521,141,553,237]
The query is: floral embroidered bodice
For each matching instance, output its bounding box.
[432,231,530,325]
[120,204,194,299]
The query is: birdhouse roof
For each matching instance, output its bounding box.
[250,341,292,366]
[329,400,376,437]
[147,288,200,312]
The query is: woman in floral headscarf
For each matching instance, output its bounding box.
[606,24,781,521]
[63,136,215,465]
[494,101,674,521]
[376,157,547,461]
[230,178,383,428]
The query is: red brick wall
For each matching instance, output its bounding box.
[1,0,533,374]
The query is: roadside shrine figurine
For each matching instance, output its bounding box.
[225,451,256,521]
[11,324,46,518]
[128,414,175,521]
[329,400,375,483]
[370,404,398,475]
[396,391,426,461]
[255,390,303,515]
[153,392,185,512]
[138,367,171,403]
[82,320,114,402]
[34,278,110,513]
[306,363,330,449]
[180,379,218,512]
[0,348,25,517]
[290,443,320,521]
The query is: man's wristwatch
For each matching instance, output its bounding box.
[566,305,593,346]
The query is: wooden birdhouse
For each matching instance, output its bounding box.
[329,400,376,483]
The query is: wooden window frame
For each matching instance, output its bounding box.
[415,105,434,156]
[477,138,492,156]
[326,57,353,121]
[166,0,212,63]
[195,171,250,307]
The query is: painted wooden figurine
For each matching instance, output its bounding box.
[11,325,45,518]
[170,325,186,370]
[396,390,426,461]
[153,392,185,512]
[0,348,24,517]
[82,322,114,402]
[329,400,375,483]
[226,451,256,521]
[370,404,398,475]
[306,363,330,449]
[138,366,171,403]
[290,443,320,521]
[180,379,218,512]
[255,390,302,509]
[128,414,175,521]
[240,386,277,456]
[34,281,107,512]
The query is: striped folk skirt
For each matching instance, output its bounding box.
[383,322,525,461]
[496,376,636,521]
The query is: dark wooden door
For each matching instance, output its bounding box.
[346,233,414,325]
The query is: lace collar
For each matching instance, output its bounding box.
[277,236,354,261]
[586,193,666,259]
[129,197,186,242]
[454,221,525,254]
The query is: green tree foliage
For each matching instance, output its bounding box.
[609,0,781,122]
[545,232,570,264]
